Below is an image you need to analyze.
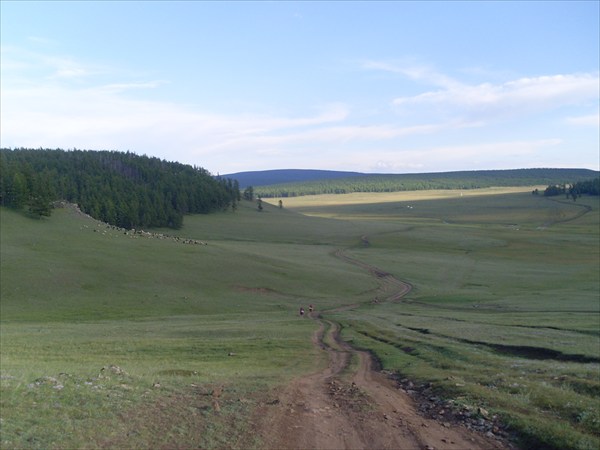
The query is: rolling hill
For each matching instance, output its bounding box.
[224,168,600,197]
[221,168,363,187]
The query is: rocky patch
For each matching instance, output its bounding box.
[393,375,514,445]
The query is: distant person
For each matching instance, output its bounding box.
[308,304,314,313]
[299,307,305,317]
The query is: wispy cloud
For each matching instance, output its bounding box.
[26,35,60,47]
[362,60,459,88]
[393,73,599,114]
[0,75,353,165]
[2,47,598,173]
[364,60,599,123]
[96,81,170,94]
[565,112,599,127]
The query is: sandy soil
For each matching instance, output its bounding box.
[251,249,510,450]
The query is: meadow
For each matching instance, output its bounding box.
[1,186,598,449]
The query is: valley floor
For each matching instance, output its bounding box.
[250,249,509,450]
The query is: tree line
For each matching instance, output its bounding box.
[0,148,240,229]
[254,168,599,198]
[542,177,600,199]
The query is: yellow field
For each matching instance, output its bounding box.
[266,186,545,208]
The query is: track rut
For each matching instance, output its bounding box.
[253,248,508,450]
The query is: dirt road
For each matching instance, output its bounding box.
[253,249,509,450]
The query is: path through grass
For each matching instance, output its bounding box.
[1,188,599,449]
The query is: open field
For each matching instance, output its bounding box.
[0,201,375,449]
[1,187,599,449]
[272,188,600,449]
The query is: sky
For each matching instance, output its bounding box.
[1,1,599,175]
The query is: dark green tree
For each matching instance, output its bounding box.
[9,172,29,209]
[243,186,254,201]
[28,194,52,217]
[233,179,241,202]
[544,184,564,196]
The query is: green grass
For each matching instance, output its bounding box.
[0,313,318,448]
[302,191,599,450]
[0,202,351,448]
[1,189,599,449]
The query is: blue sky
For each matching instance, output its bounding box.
[1,1,598,175]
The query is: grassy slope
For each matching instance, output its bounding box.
[0,201,374,448]
[1,187,599,449]
[277,188,600,450]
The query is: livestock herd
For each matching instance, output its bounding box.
[54,201,207,245]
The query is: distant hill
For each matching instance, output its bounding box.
[222,169,363,188]
[232,168,600,198]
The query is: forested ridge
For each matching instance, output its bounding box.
[0,148,240,229]
[224,169,363,188]
[254,168,600,198]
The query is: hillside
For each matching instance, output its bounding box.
[0,148,240,229]
[222,168,363,188]
[242,168,600,197]
[2,189,598,449]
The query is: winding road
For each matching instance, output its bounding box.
[254,247,508,450]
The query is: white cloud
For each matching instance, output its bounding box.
[565,112,599,127]
[0,75,354,167]
[95,80,170,94]
[392,73,600,120]
[363,61,599,122]
[362,60,459,89]
[2,47,598,173]
[26,36,60,46]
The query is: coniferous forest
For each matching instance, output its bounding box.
[0,148,240,229]
[543,177,600,198]
[252,168,599,198]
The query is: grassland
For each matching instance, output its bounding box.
[277,188,600,449]
[0,201,375,449]
[1,186,599,449]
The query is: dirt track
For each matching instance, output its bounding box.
[253,249,509,450]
